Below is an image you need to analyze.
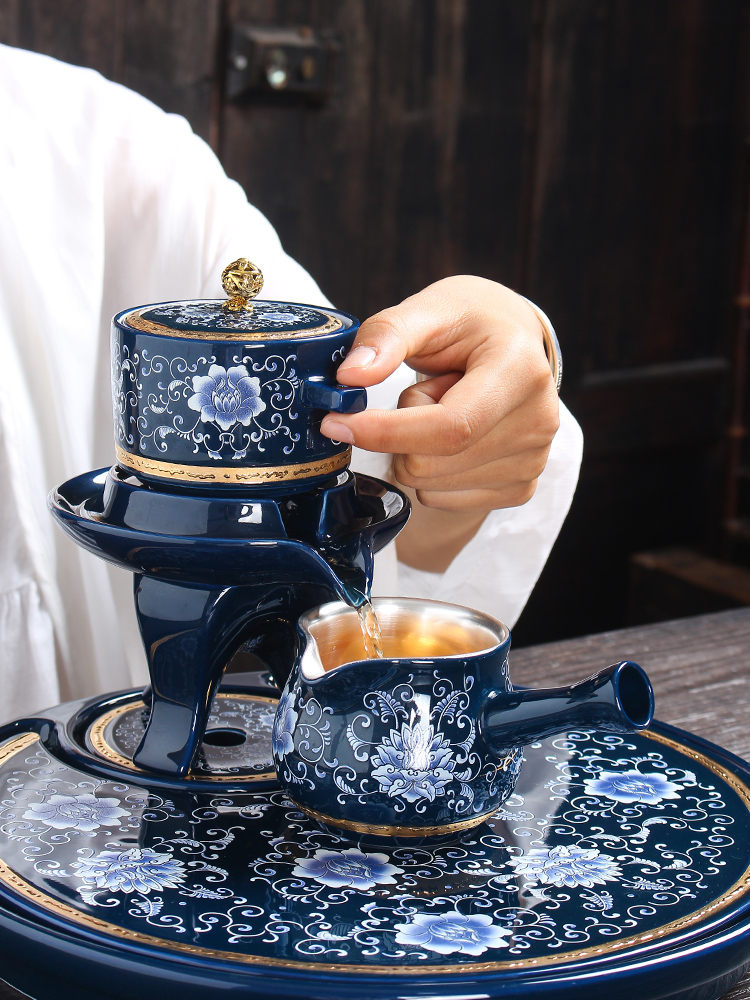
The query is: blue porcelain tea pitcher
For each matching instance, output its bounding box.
[273,598,654,837]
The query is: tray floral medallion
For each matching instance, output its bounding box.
[0,726,748,975]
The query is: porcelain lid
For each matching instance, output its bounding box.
[120,258,346,341]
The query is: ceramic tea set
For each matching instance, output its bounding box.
[50,258,653,831]
[1,261,749,1000]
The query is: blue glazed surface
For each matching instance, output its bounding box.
[112,300,363,482]
[92,691,277,778]
[137,300,341,336]
[275,604,652,834]
[0,719,748,996]
[21,677,281,795]
[48,468,409,778]
[274,645,522,832]
[0,732,750,975]
[0,895,747,1000]
[49,467,406,594]
[299,377,367,414]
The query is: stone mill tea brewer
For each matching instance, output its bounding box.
[47,259,409,782]
[273,597,654,837]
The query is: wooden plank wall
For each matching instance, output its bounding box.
[220,1,536,316]
[1,0,749,644]
[516,0,750,641]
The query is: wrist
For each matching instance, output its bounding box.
[393,484,487,573]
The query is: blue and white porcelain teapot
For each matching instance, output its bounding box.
[273,598,654,838]
[111,258,366,488]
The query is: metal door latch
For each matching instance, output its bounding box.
[226,25,337,102]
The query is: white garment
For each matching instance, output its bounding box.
[0,44,583,723]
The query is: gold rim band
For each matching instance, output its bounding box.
[86,694,278,783]
[0,729,749,975]
[115,445,350,484]
[124,306,343,341]
[297,802,493,837]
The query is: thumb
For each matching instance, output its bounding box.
[334,280,471,388]
[335,312,419,388]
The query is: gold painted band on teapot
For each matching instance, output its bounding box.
[115,445,351,484]
[296,802,493,838]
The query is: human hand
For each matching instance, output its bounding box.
[320,275,560,517]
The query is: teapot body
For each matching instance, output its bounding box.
[112,299,364,489]
[273,599,521,836]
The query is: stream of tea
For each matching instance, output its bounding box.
[357,599,384,659]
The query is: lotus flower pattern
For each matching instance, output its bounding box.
[583,769,684,805]
[508,844,622,889]
[371,720,456,803]
[393,911,511,956]
[292,848,402,890]
[23,793,129,832]
[72,848,187,895]
[272,690,297,760]
[188,363,266,431]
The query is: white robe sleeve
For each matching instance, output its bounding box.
[0,44,334,713]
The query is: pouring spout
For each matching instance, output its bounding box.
[480,661,654,754]
[306,545,372,608]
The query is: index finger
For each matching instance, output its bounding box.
[322,350,544,455]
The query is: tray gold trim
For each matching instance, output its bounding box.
[1,728,750,975]
[123,306,343,340]
[0,733,38,765]
[115,446,350,484]
[86,693,278,783]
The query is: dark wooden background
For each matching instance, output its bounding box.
[2,0,749,646]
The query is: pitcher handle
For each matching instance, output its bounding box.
[480,661,654,754]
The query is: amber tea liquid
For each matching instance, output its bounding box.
[307,593,498,674]
[357,599,384,659]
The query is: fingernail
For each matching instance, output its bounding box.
[338,345,377,371]
[320,418,354,444]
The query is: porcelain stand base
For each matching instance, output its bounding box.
[49,467,410,780]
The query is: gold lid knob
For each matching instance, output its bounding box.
[221,258,264,312]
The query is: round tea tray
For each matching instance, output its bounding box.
[0,721,747,999]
